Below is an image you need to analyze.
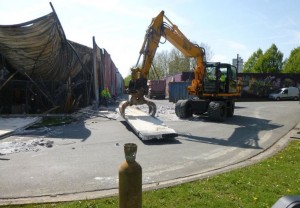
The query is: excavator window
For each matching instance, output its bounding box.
[228,65,238,93]
[203,64,219,93]
[203,63,225,93]
[205,66,217,81]
[219,67,227,92]
[203,63,237,94]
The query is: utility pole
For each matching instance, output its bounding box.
[236,54,239,72]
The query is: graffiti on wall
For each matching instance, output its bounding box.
[238,73,300,98]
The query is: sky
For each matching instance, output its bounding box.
[0,0,300,78]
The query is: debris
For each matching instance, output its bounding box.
[32,139,54,148]
[79,108,119,120]
[0,138,54,155]
[136,104,179,121]
[291,132,300,139]
[45,140,54,148]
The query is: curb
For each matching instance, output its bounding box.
[1,122,299,206]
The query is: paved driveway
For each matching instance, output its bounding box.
[0,100,299,204]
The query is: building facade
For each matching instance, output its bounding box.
[232,54,243,72]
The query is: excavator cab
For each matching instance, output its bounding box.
[175,62,239,122]
[203,63,238,95]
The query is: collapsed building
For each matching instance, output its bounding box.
[0,3,123,114]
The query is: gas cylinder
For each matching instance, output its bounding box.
[119,143,142,208]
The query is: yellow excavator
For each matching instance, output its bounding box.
[119,10,240,121]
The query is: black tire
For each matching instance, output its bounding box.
[227,101,235,117]
[175,100,193,118]
[294,96,299,101]
[276,97,280,101]
[207,101,227,122]
[175,100,183,117]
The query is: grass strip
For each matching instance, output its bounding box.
[3,140,300,208]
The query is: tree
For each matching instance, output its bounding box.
[243,44,283,73]
[168,48,190,75]
[150,42,214,77]
[282,46,300,73]
[243,49,263,72]
[148,50,169,79]
[254,44,283,73]
[199,42,213,61]
[167,42,214,75]
[188,42,214,72]
[124,75,131,87]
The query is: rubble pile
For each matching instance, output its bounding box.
[0,138,54,155]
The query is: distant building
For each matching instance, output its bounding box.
[232,54,243,72]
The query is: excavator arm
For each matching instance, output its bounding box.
[119,10,206,117]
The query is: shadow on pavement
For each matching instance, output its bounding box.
[178,115,282,149]
[234,105,247,109]
[17,120,91,142]
[142,137,182,145]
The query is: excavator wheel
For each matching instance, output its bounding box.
[175,100,183,118]
[207,101,227,122]
[175,100,193,118]
[227,101,235,117]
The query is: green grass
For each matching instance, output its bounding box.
[31,117,74,128]
[3,140,300,208]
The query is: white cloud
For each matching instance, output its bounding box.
[225,40,247,51]
[0,1,50,24]
[211,54,230,64]
[274,17,298,29]
[273,29,300,47]
[291,30,300,41]
[71,0,155,20]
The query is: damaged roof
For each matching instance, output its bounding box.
[0,11,85,82]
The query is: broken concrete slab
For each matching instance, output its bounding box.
[122,106,178,140]
[0,117,41,139]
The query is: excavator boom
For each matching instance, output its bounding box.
[119,11,240,121]
[119,10,206,117]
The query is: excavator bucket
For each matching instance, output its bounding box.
[118,95,156,118]
[118,101,130,118]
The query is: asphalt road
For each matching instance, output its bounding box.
[0,100,299,204]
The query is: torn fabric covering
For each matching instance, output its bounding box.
[0,12,83,82]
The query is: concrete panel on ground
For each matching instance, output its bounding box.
[123,107,178,140]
